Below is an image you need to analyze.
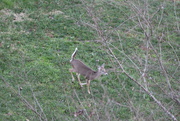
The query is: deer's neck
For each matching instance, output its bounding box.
[94,70,102,79]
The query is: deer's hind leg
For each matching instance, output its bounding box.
[69,68,75,82]
[76,73,86,87]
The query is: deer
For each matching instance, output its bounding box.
[69,48,108,94]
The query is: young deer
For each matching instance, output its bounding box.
[69,48,107,94]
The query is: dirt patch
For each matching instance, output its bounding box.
[46,10,64,15]
[13,12,33,22]
[0,9,33,22]
[0,9,12,16]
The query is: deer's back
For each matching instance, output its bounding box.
[71,59,96,79]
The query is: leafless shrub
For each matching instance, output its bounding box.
[79,0,179,120]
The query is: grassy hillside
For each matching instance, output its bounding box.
[0,0,179,120]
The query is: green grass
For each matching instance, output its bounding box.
[1,0,179,120]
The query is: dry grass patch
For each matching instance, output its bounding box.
[0,9,33,22]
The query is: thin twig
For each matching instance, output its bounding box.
[1,76,47,121]
[106,46,177,121]
[73,89,90,120]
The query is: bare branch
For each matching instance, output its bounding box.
[1,76,48,121]
[106,46,177,121]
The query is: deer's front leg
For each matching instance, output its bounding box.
[87,80,91,94]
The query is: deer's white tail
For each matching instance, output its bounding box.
[70,48,78,62]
